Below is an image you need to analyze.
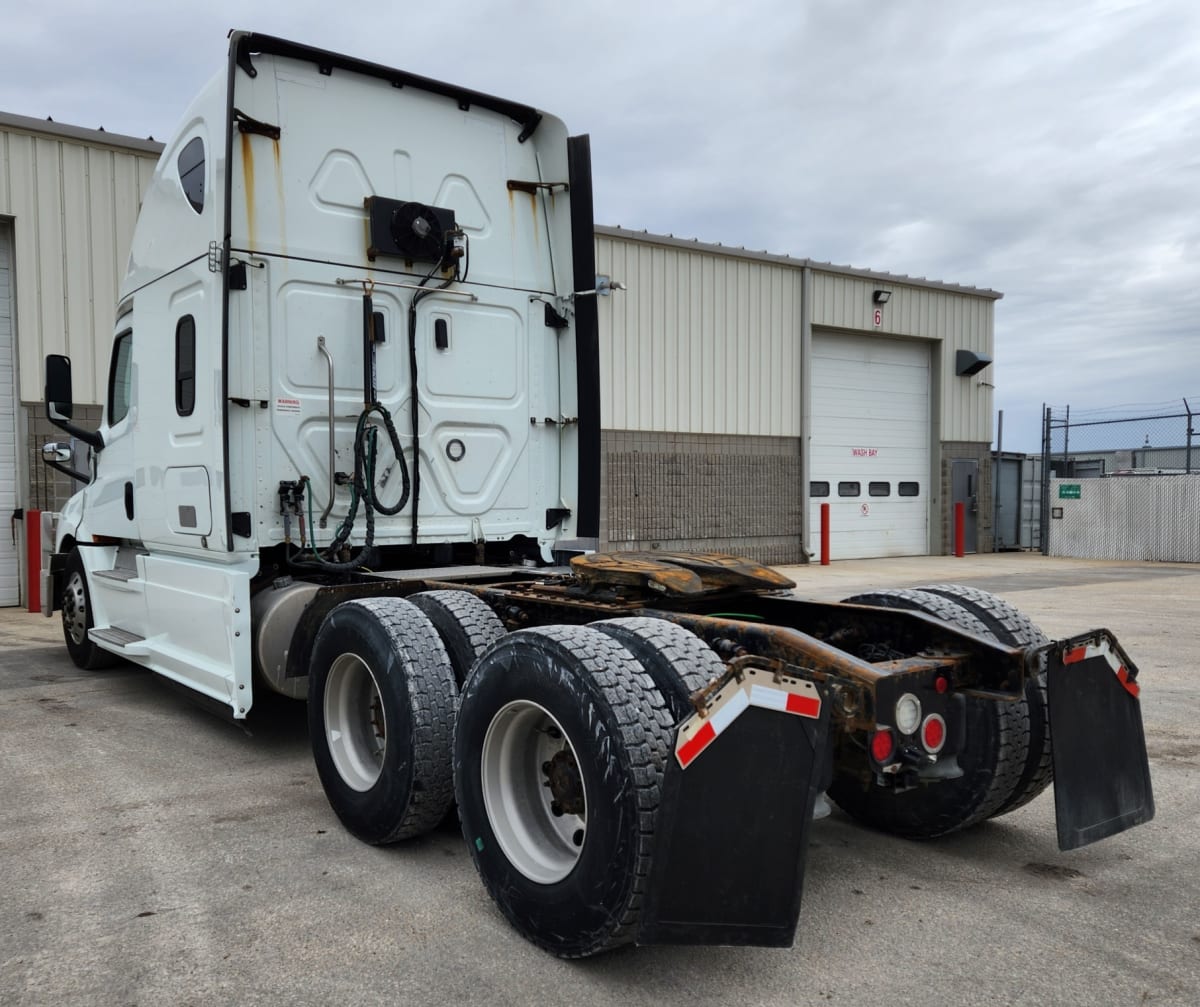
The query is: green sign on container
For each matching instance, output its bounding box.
[1059,483,1081,499]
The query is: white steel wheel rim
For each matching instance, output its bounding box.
[481,700,587,884]
[324,653,387,792]
[63,571,88,645]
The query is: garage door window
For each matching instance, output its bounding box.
[869,481,891,497]
[838,481,860,497]
[898,481,920,497]
[810,481,830,498]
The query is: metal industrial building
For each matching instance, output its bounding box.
[595,227,1002,564]
[0,111,1002,605]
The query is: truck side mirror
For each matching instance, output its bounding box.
[44,354,104,450]
[42,442,73,463]
[41,440,91,484]
[45,354,74,421]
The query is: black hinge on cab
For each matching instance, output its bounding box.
[232,108,281,140]
[231,512,253,538]
[544,303,568,330]
[228,261,248,290]
[546,507,572,530]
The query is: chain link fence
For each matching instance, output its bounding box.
[1040,399,1199,561]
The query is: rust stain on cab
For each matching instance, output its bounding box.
[240,132,256,249]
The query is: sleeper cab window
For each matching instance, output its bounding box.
[176,315,196,416]
[177,136,205,214]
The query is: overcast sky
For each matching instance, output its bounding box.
[5,0,1199,450]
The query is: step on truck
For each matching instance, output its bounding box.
[39,31,1154,957]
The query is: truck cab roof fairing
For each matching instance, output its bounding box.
[227,32,544,142]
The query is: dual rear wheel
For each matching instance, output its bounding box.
[308,597,718,957]
[830,585,1052,837]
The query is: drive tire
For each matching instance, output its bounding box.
[61,549,121,670]
[918,583,1052,816]
[409,590,506,687]
[308,597,457,844]
[591,617,724,722]
[454,625,671,957]
[828,589,1028,837]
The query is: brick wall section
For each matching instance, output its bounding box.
[600,429,804,565]
[939,440,994,554]
[23,402,102,513]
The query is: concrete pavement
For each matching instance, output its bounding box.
[1,553,1197,1005]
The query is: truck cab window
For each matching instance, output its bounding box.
[177,137,205,214]
[108,331,133,424]
[176,315,196,415]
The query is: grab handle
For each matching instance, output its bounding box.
[317,336,336,528]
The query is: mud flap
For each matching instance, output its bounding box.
[1047,631,1154,851]
[638,668,830,947]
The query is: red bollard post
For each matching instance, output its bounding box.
[26,509,41,613]
[954,502,965,558]
[820,503,831,566]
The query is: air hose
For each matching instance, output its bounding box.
[288,404,411,572]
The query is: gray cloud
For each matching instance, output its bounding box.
[4,0,1197,450]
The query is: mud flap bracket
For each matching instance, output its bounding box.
[638,669,830,947]
[1047,630,1154,851]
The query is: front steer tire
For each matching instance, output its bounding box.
[308,597,457,844]
[61,549,121,671]
[454,625,671,957]
[829,589,1029,838]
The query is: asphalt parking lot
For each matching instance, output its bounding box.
[1,553,1197,1006]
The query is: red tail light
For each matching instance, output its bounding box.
[921,714,947,754]
[870,728,895,763]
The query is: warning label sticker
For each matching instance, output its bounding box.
[275,397,302,415]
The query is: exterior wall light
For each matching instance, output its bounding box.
[872,289,891,304]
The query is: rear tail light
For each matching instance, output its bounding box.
[921,714,947,754]
[870,728,896,763]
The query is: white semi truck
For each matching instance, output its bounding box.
[40,32,1154,957]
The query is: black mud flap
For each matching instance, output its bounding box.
[638,671,830,947]
[1047,631,1154,851]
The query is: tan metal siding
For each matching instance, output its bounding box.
[595,234,802,436]
[810,270,993,443]
[0,126,158,403]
